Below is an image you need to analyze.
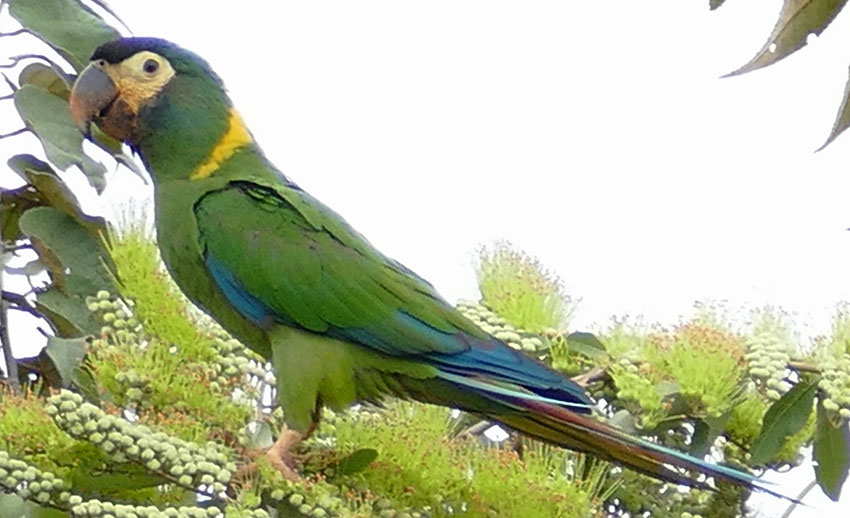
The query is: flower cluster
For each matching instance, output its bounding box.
[744,330,792,400]
[47,391,235,494]
[0,450,71,506]
[68,499,270,518]
[456,300,545,352]
[817,353,850,420]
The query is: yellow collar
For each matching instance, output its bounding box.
[190,108,253,180]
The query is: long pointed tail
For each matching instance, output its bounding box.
[428,372,793,501]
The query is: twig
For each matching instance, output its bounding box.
[572,366,607,388]
[0,53,55,69]
[0,296,21,393]
[0,28,26,38]
[0,206,21,390]
[787,361,820,374]
[2,72,17,92]
[458,420,492,439]
[86,0,133,34]
[0,127,29,139]
[778,478,817,518]
[2,290,41,319]
[2,243,33,254]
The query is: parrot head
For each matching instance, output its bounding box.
[69,37,251,179]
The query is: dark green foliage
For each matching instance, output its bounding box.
[750,377,818,465]
[813,401,850,500]
[7,0,120,71]
[716,0,850,149]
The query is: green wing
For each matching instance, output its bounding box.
[194,179,486,357]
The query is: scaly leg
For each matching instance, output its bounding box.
[265,427,304,482]
[264,414,319,481]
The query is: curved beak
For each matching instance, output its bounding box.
[69,61,118,135]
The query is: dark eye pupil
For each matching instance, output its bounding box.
[143,59,159,74]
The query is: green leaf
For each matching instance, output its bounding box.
[18,63,71,99]
[8,0,120,72]
[750,376,818,465]
[813,402,850,501]
[608,409,638,434]
[35,288,100,337]
[818,64,850,150]
[44,336,86,387]
[565,331,607,358]
[14,85,106,192]
[15,206,112,337]
[726,0,848,77]
[0,185,41,243]
[24,503,68,518]
[71,364,101,402]
[0,493,25,518]
[7,154,107,235]
[690,412,731,456]
[3,258,45,276]
[336,448,378,475]
[70,469,164,494]
[18,206,112,297]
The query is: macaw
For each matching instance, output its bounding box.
[68,37,777,496]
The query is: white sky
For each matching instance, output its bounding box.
[1,0,850,514]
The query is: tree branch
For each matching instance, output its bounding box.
[572,366,607,388]
[1,204,21,391]
[787,361,820,374]
[458,420,492,439]
[779,478,817,518]
[0,127,29,139]
[0,28,27,38]
[0,295,21,393]
[2,290,42,319]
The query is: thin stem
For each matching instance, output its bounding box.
[787,361,820,374]
[0,127,29,139]
[0,296,21,393]
[0,28,26,38]
[458,420,492,438]
[572,366,607,388]
[1,202,21,390]
[2,72,16,92]
[3,290,41,319]
[0,53,54,69]
[778,479,818,518]
[2,243,33,253]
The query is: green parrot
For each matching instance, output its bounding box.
[68,37,780,497]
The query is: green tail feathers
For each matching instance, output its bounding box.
[431,373,795,502]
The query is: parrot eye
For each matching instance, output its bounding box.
[143,59,160,74]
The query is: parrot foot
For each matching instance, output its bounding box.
[266,428,304,482]
[231,428,305,484]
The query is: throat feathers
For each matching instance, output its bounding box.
[190,108,253,180]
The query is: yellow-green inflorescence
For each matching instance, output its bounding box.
[68,500,270,518]
[83,289,258,443]
[818,354,850,420]
[456,300,546,353]
[604,320,747,429]
[475,242,576,334]
[324,402,596,518]
[47,390,236,495]
[0,449,72,506]
[743,309,796,401]
[814,305,850,421]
